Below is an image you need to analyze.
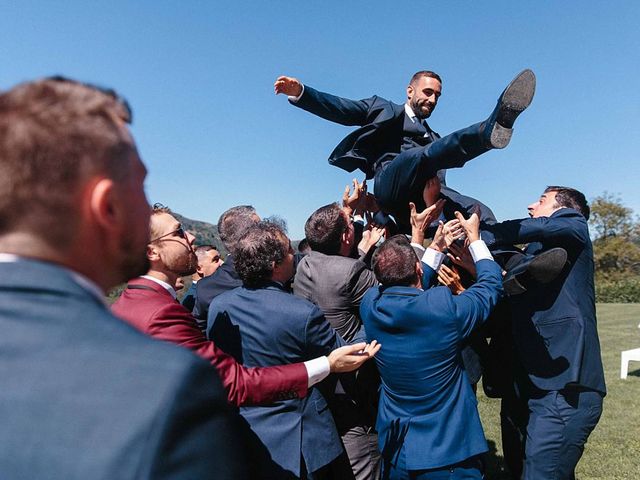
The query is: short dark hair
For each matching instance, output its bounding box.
[234,220,288,288]
[0,77,133,249]
[409,70,442,86]
[545,186,590,220]
[304,203,349,255]
[217,205,258,252]
[297,238,311,254]
[372,235,419,287]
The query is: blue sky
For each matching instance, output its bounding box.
[2,1,639,238]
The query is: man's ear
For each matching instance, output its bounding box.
[406,84,414,100]
[415,260,424,288]
[341,230,351,246]
[146,243,160,262]
[87,178,120,233]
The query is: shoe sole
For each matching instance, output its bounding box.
[527,247,568,283]
[490,69,536,149]
[503,247,567,296]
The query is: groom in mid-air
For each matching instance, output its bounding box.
[275,69,535,232]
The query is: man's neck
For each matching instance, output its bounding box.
[145,268,178,287]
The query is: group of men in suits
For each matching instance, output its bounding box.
[0,77,380,479]
[272,69,606,479]
[0,67,606,480]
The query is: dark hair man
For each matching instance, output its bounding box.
[361,211,503,479]
[295,202,380,479]
[181,244,223,312]
[192,205,259,320]
[0,77,245,478]
[208,220,356,478]
[112,206,379,407]
[275,69,535,232]
[481,186,605,480]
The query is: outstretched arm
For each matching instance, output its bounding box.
[275,74,373,126]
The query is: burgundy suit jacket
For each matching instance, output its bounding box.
[111,277,308,406]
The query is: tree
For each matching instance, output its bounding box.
[589,194,640,295]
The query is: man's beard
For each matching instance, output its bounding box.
[168,249,198,277]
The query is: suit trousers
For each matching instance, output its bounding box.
[373,122,489,229]
[523,388,603,480]
[383,453,483,480]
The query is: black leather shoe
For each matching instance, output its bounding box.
[503,247,567,296]
[484,69,536,149]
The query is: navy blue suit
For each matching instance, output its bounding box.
[360,258,503,478]
[207,282,346,478]
[291,85,496,231]
[482,208,606,479]
[193,255,242,322]
[0,258,245,479]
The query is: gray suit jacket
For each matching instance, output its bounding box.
[293,251,377,343]
[0,258,246,479]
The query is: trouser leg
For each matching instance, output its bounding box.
[523,389,603,480]
[342,426,382,480]
[374,122,489,224]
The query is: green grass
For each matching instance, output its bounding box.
[477,303,640,479]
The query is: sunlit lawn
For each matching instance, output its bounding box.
[477,303,640,479]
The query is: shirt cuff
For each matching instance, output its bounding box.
[305,356,331,387]
[288,84,305,102]
[422,247,445,271]
[411,242,426,253]
[468,240,493,262]
[353,214,364,225]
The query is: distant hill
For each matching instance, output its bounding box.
[173,212,227,256]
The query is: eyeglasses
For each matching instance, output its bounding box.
[150,226,187,243]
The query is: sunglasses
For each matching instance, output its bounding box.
[150,226,187,243]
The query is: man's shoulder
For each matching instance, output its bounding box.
[302,251,369,276]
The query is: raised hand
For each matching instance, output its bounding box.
[422,176,442,207]
[438,264,466,294]
[454,205,481,242]
[342,178,367,216]
[409,199,445,245]
[447,240,477,278]
[274,75,303,97]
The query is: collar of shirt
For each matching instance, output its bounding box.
[0,253,107,306]
[141,275,177,299]
[404,103,419,123]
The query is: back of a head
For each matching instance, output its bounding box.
[372,235,419,287]
[545,186,590,220]
[234,220,288,288]
[304,202,348,255]
[0,77,132,250]
[217,205,258,253]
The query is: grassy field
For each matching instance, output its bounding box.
[476,303,640,479]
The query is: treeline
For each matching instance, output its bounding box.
[589,193,640,302]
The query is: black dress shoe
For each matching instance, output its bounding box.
[503,247,568,296]
[484,69,536,149]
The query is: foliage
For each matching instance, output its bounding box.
[590,192,637,240]
[596,277,640,303]
[589,193,640,302]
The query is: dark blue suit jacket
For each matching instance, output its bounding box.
[0,258,245,479]
[292,85,430,179]
[207,282,345,476]
[193,255,242,321]
[481,208,606,394]
[292,85,497,224]
[360,258,503,471]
